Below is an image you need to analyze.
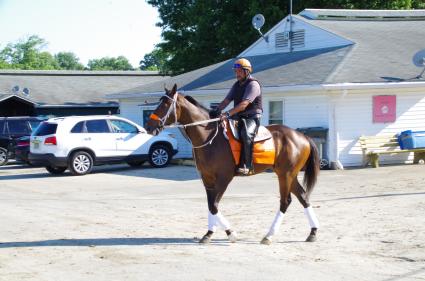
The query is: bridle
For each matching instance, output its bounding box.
[149,91,221,149]
[149,91,178,130]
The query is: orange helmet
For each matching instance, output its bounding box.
[233,58,252,73]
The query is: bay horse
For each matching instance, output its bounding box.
[146,84,320,245]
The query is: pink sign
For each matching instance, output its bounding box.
[373,95,396,123]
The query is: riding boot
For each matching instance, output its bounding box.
[237,117,259,175]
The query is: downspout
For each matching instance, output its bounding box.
[329,90,344,170]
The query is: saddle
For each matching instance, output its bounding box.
[223,119,276,165]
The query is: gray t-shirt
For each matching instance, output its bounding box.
[225,78,262,115]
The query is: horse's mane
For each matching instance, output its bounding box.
[184,95,210,114]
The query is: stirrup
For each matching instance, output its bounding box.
[236,167,251,176]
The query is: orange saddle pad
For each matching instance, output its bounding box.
[224,121,276,165]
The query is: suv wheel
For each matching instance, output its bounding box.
[0,148,8,166]
[69,151,93,175]
[148,145,171,168]
[46,166,67,174]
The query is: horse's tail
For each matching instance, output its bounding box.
[303,137,320,196]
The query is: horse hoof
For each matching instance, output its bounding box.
[227,231,237,243]
[199,235,211,244]
[260,237,272,245]
[306,234,317,242]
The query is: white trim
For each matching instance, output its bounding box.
[0,94,37,105]
[108,82,425,100]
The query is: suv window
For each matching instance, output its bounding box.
[86,120,110,133]
[34,122,58,136]
[0,120,5,134]
[29,120,42,131]
[110,120,138,134]
[70,121,84,133]
[8,120,31,135]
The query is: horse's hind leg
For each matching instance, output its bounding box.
[293,179,319,242]
[261,174,293,245]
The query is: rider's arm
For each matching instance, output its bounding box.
[227,100,250,116]
[217,98,231,111]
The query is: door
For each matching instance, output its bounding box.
[109,119,151,156]
[82,119,117,157]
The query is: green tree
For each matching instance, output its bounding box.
[55,52,84,70]
[87,56,134,70]
[147,0,423,75]
[139,47,169,72]
[0,35,59,69]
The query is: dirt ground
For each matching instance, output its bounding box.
[0,163,424,281]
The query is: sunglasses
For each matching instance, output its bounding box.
[233,63,243,69]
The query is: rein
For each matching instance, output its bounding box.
[150,92,221,149]
[164,117,220,129]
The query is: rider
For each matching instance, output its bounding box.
[214,58,263,176]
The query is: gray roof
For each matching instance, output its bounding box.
[300,15,425,83]
[116,46,352,95]
[0,70,167,105]
[112,10,425,96]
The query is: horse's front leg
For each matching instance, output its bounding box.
[199,188,237,244]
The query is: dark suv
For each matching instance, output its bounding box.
[0,117,44,166]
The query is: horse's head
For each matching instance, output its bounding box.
[146,84,179,136]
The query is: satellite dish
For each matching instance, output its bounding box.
[252,14,265,30]
[413,49,425,67]
[412,49,425,79]
[251,14,268,43]
[12,85,19,94]
[22,88,30,96]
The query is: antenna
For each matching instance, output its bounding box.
[288,0,294,52]
[252,14,269,43]
[413,49,425,79]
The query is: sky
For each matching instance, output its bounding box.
[0,0,162,68]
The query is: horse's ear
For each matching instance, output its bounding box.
[164,84,169,94]
[171,84,177,94]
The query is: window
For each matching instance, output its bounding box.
[110,120,138,134]
[34,123,57,136]
[142,110,154,127]
[85,120,110,133]
[0,120,5,134]
[29,120,42,131]
[269,101,283,125]
[71,121,84,133]
[7,120,31,135]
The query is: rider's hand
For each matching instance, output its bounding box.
[219,111,230,121]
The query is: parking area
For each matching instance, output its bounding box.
[0,163,425,281]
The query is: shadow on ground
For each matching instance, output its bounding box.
[0,237,254,248]
[0,164,200,181]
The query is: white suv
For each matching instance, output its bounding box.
[29,115,178,175]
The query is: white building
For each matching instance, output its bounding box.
[108,9,425,168]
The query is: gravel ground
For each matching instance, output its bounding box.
[0,163,424,281]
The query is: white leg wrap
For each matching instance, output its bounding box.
[216,212,231,230]
[266,211,285,237]
[208,211,217,232]
[304,206,319,229]
[208,211,232,231]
